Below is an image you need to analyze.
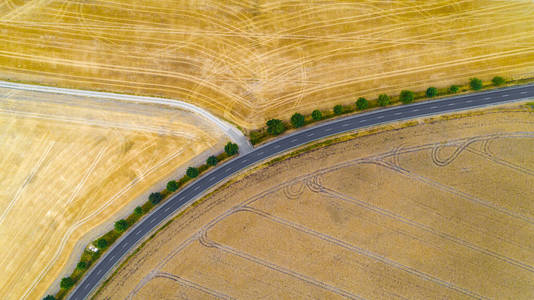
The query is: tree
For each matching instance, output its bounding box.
[134,206,143,216]
[448,85,459,94]
[355,97,368,110]
[290,113,305,128]
[224,142,239,156]
[492,76,505,86]
[167,180,179,192]
[266,119,286,135]
[400,90,414,104]
[426,87,438,98]
[96,238,108,249]
[114,219,128,232]
[377,94,390,106]
[77,261,87,270]
[333,105,344,115]
[206,155,218,166]
[470,78,483,90]
[149,192,163,205]
[186,167,199,178]
[43,295,56,300]
[311,110,323,120]
[60,277,75,289]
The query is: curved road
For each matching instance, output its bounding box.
[68,84,533,299]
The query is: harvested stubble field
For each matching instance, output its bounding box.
[0,87,226,299]
[97,106,534,299]
[1,0,534,128]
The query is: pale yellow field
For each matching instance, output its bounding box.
[1,0,533,128]
[97,106,534,299]
[0,87,226,299]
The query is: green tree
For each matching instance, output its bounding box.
[377,94,390,106]
[206,155,218,166]
[311,110,323,120]
[77,261,87,270]
[470,78,483,90]
[400,90,414,104]
[355,97,368,110]
[426,87,438,98]
[448,85,459,94]
[333,104,344,115]
[134,206,143,216]
[492,76,505,86]
[60,277,75,289]
[114,219,128,232]
[96,238,108,249]
[224,142,239,156]
[43,295,56,300]
[149,192,163,205]
[290,113,305,128]
[166,180,179,192]
[266,119,286,135]
[186,167,199,178]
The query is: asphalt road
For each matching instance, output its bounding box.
[67,84,533,300]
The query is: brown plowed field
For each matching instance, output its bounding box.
[1,0,534,128]
[97,105,534,299]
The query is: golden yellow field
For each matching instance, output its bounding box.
[97,106,534,299]
[0,0,533,128]
[0,87,227,299]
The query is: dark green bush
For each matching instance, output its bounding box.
[311,109,323,120]
[60,277,75,289]
[400,90,414,104]
[290,113,305,128]
[186,167,199,178]
[76,261,87,270]
[333,104,344,115]
[96,238,108,249]
[224,142,239,155]
[377,94,390,106]
[448,85,459,94]
[492,76,505,86]
[149,192,163,205]
[355,97,368,110]
[426,87,438,98]
[206,155,218,166]
[266,119,286,135]
[134,206,143,216]
[166,180,179,192]
[470,78,483,90]
[114,219,128,232]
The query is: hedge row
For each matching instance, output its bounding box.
[249,76,507,145]
[50,142,239,300]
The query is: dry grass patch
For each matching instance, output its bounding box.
[0,0,533,128]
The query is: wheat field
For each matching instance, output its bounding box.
[96,106,534,299]
[0,0,533,128]
[0,87,226,299]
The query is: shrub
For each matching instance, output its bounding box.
[76,261,87,270]
[448,85,459,94]
[206,155,218,166]
[492,76,505,86]
[96,238,108,249]
[400,90,414,104]
[377,94,390,106]
[149,192,163,205]
[311,109,323,120]
[266,119,286,135]
[426,87,438,98]
[355,97,368,110]
[167,180,179,192]
[114,219,128,232]
[470,78,483,90]
[43,295,56,300]
[60,277,75,289]
[290,113,305,128]
[134,206,143,216]
[333,104,344,115]
[186,167,199,178]
[224,142,239,156]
